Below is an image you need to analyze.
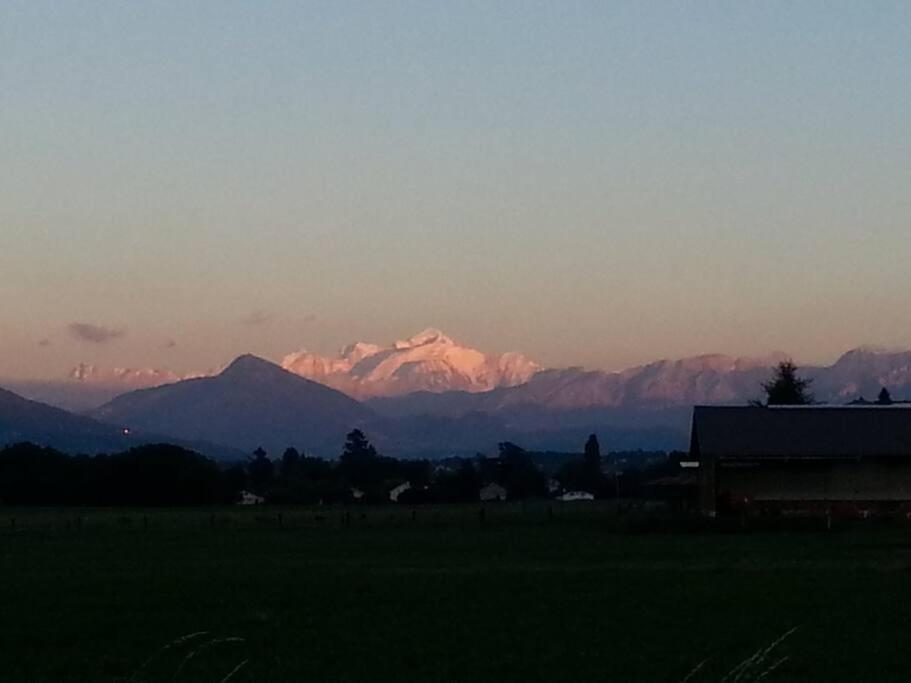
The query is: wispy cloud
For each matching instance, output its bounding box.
[68,322,126,344]
[37,338,52,347]
[240,310,273,326]
[302,313,317,324]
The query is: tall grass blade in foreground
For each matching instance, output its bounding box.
[680,658,710,683]
[171,637,246,680]
[722,626,800,683]
[128,632,211,682]
[219,659,250,683]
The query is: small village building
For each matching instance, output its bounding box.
[558,491,595,502]
[688,406,911,516]
[388,481,411,503]
[479,483,508,502]
[237,490,265,506]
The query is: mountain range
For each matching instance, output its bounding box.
[4,331,911,459]
[14,331,911,413]
[281,328,541,398]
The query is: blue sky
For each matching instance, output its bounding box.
[1,2,909,378]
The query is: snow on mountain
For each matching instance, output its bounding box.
[808,347,911,401]
[281,328,542,398]
[369,346,911,420]
[68,363,191,387]
[477,352,789,411]
[8,364,214,412]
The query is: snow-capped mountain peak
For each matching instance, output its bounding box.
[340,342,384,363]
[281,329,541,398]
[68,363,185,386]
[394,328,454,350]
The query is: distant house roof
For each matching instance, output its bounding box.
[480,483,508,501]
[692,406,911,459]
[388,481,411,502]
[558,491,595,502]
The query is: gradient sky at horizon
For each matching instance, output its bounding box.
[2,2,910,380]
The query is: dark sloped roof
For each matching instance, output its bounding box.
[692,406,911,459]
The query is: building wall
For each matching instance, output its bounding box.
[717,459,911,503]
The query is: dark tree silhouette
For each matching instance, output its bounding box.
[248,446,274,494]
[280,447,301,479]
[432,460,481,503]
[340,429,378,462]
[338,429,398,491]
[0,443,230,506]
[496,442,547,499]
[762,361,813,405]
[556,434,606,495]
[877,387,894,405]
[584,434,601,473]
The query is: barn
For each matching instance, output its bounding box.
[687,405,911,516]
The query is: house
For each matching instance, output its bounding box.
[479,483,508,502]
[389,481,411,503]
[688,405,911,516]
[557,491,595,502]
[237,490,265,506]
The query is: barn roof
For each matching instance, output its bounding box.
[692,406,911,459]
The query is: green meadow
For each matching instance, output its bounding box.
[1,504,910,682]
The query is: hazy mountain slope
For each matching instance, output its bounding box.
[282,328,541,398]
[367,354,785,418]
[5,380,135,414]
[92,355,374,456]
[0,386,136,453]
[367,409,687,458]
[370,348,911,420]
[807,347,911,402]
[5,364,210,413]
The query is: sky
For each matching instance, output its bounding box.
[1,2,910,380]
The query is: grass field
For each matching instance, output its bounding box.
[2,503,911,682]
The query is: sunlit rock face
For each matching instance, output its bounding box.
[281,328,542,398]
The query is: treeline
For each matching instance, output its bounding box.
[0,430,683,507]
[0,443,228,506]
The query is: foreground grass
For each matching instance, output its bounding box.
[1,504,911,681]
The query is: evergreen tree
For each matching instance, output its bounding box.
[496,442,546,499]
[584,434,601,474]
[340,429,378,463]
[762,361,814,405]
[338,429,391,490]
[280,447,301,479]
[248,447,274,494]
[877,387,894,405]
